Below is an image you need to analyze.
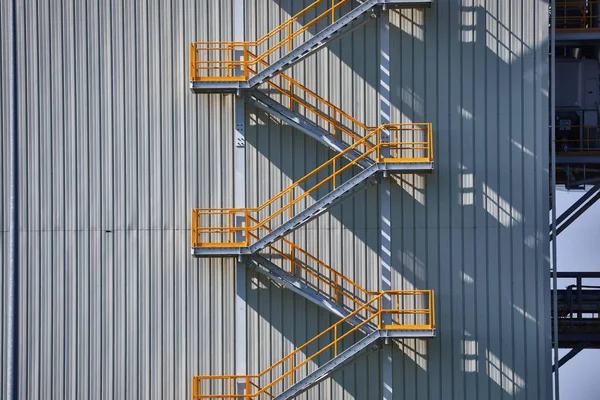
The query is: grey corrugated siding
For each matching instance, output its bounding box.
[1,0,550,399]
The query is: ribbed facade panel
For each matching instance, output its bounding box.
[1,0,549,399]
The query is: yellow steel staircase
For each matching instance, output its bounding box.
[191,124,433,257]
[190,0,436,398]
[190,0,432,92]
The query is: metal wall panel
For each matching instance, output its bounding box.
[0,0,550,399]
[243,0,550,399]
[1,0,237,399]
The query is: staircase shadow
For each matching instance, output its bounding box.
[242,0,550,398]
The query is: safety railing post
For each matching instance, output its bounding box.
[190,43,196,81]
[378,295,382,329]
[333,158,337,190]
[244,44,249,80]
[290,244,296,276]
[290,355,295,385]
[246,377,251,400]
[245,212,250,246]
[332,0,336,23]
[191,210,196,247]
[289,191,294,219]
[228,211,233,244]
[334,324,338,356]
[287,20,293,53]
[192,377,199,400]
[376,129,381,161]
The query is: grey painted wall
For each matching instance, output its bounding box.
[1,0,550,399]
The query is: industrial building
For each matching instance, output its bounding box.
[1,0,598,399]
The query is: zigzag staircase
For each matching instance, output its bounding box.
[190,0,433,92]
[190,0,436,398]
[191,124,433,257]
[193,231,436,399]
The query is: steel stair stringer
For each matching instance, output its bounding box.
[247,254,376,335]
[246,1,382,88]
[274,330,381,400]
[275,328,436,399]
[192,161,433,257]
[244,90,374,169]
[192,163,380,257]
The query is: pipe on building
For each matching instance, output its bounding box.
[550,0,561,399]
[8,0,19,398]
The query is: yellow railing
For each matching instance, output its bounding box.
[555,1,600,31]
[190,0,353,81]
[192,290,435,400]
[191,124,433,248]
[248,215,374,309]
[555,125,600,154]
[246,50,375,147]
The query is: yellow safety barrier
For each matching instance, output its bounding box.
[555,1,600,31]
[555,125,600,154]
[192,290,435,400]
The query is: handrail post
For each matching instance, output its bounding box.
[244,43,249,80]
[190,43,196,81]
[332,0,336,23]
[334,324,338,356]
[289,191,293,219]
[378,295,382,329]
[287,20,293,53]
[246,377,251,400]
[333,158,337,190]
[290,356,295,385]
[290,244,296,276]
[228,211,233,244]
[245,212,250,246]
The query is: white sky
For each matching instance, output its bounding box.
[553,189,600,399]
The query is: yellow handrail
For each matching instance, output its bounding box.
[555,1,600,32]
[246,51,374,147]
[190,0,353,81]
[247,216,376,312]
[191,124,433,248]
[554,124,600,154]
[192,290,435,400]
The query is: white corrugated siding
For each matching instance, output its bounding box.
[0,0,550,399]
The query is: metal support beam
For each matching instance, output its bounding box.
[552,346,586,372]
[379,9,393,400]
[550,1,560,397]
[8,0,19,398]
[550,184,600,240]
[233,0,246,394]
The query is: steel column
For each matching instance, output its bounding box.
[379,8,393,400]
[8,0,19,398]
[234,0,247,395]
[550,0,560,397]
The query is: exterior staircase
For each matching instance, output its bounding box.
[191,125,433,257]
[189,1,436,398]
[190,0,433,92]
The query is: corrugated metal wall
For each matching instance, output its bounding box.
[0,0,550,399]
